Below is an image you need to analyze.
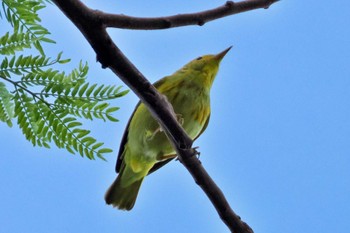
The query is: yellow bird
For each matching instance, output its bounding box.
[105,47,231,210]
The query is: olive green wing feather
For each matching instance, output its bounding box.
[115,77,169,173]
[115,102,140,173]
[194,113,210,140]
[148,157,175,174]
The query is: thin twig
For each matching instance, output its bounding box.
[98,0,279,30]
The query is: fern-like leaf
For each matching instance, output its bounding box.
[0,1,127,160]
[0,81,14,126]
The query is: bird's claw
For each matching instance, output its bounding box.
[193,146,200,159]
[176,114,184,126]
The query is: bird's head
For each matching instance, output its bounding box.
[181,46,232,88]
[187,46,231,70]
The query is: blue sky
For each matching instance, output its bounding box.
[1,1,350,232]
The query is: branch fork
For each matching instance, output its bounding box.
[51,1,278,232]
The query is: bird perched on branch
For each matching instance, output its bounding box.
[105,47,231,210]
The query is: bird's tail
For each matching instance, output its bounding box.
[104,166,144,211]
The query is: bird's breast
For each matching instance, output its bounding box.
[169,89,210,140]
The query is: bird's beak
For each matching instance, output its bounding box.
[215,46,232,61]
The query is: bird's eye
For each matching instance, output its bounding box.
[196,56,202,60]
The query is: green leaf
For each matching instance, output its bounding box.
[106,114,119,122]
[40,37,56,44]
[92,142,104,150]
[98,148,113,154]
[67,121,82,128]
[78,82,89,97]
[58,58,70,64]
[106,107,120,113]
[86,83,97,97]
[0,82,14,126]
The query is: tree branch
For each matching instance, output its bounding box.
[51,0,277,232]
[99,0,279,30]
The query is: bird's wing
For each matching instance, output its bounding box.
[115,78,168,173]
[148,157,175,175]
[117,118,175,175]
[194,113,210,141]
[115,102,141,173]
